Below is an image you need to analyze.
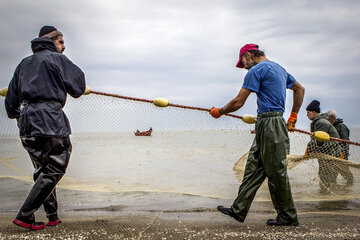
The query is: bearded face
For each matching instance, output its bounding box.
[242,53,257,70]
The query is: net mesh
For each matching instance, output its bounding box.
[1,92,359,202]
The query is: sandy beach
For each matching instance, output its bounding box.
[1,178,360,239]
[1,208,360,239]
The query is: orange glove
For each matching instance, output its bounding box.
[340,152,345,159]
[287,112,298,131]
[304,148,309,156]
[210,107,221,118]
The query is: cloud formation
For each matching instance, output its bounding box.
[1,0,359,128]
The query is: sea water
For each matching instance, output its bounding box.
[1,129,359,201]
[1,96,359,208]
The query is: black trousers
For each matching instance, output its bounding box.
[16,136,72,221]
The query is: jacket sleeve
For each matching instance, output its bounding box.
[338,124,350,140]
[5,64,21,119]
[58,55,86,98]
[313,120,330,133]
[338,124,350,158]
[312,120,333,147]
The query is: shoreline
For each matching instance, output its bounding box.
[1,210,360,240]
[1,178,360,239]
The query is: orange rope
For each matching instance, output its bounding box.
[90,90,360,146]
[91,90,242,119]
[292,128,360,146]
[90,90,153,104]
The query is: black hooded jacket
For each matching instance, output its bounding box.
[333,118,350,158]
[5,37,86,137]
[333,118,350,140]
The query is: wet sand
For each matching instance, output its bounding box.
[1,178,360,239]
[1,211,360,240]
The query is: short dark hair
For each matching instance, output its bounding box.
[248,49,265,57]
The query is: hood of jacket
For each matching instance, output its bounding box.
[334,118,344,126]
[31,37,58,53]
[313,113,328,123]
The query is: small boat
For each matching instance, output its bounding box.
[135,127,152,136]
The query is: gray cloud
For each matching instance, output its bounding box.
[1,0,359,129]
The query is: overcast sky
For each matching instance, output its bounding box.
[1,0,360,128]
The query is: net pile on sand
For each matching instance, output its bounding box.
[0,91,359,202]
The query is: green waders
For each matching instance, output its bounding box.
[231,112,298,224]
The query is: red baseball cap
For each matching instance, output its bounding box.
[236,43,259,68]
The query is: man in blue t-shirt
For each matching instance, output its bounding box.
[210,43,305,226]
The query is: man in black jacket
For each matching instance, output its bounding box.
[5,26,86,230]
[326,110,353,185]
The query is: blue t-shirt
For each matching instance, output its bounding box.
[242,61,296,114]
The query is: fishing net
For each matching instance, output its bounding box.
[1,91,360,202]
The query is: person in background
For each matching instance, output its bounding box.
[5,25,86,230]
[305,100,342,194]
[326,110,353,185]
[210,43,304,226]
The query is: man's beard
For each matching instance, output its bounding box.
[244,58,257,70]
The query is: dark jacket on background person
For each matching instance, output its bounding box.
[333,118,350,159]
[307,113,341,157]
[5,37,85,137]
